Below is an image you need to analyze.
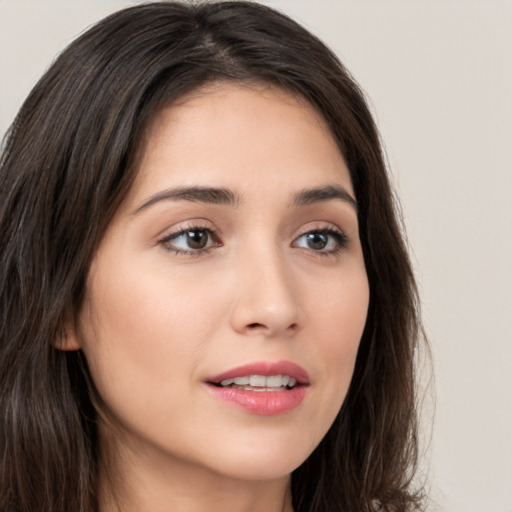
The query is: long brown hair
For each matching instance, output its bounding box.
[0,2,427,511]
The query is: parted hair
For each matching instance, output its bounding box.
[0,2,426,511]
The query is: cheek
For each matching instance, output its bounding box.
[308,265,369,396]
[325,280,368,358]
[77,258,226,411]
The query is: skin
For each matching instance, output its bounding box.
[66,84,369,512]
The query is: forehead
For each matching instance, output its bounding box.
[123,83,352,209]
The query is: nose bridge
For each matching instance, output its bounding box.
[230,238,302,336]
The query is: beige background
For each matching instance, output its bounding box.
[1,1,511,511]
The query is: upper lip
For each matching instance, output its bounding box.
[207,360,310,385]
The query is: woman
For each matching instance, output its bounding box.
[0,2,426,511]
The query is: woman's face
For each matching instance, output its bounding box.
[72,84,369,481]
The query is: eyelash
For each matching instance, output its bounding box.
[158,224,349,257]
[159,224,221,256]
[293,226,349,257]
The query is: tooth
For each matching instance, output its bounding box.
[249,375,266,387]
[266,375,283,387]
[224,375,297,389]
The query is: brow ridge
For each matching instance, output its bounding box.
[293,185,357,212]
[133,184,356,215]
[133,186,240,214]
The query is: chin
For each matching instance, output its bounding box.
[215,460,300,482]
[201,438,314,482]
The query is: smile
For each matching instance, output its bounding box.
[217,375,298,390]
[206,361,309,415]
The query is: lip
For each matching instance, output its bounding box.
[205,360,309,416]
[207,360,310,385]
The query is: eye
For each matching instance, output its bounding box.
[159,226,221,255]
[293,228,348,255]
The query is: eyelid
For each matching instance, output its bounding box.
[158,222,222,255]
[292,221,349,240]
[291,223,350,256]
[155,220,350,257]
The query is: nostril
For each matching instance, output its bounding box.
[246,322,298,332]
[247,322,265,329]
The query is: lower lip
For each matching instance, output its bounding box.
[206,385,307,415]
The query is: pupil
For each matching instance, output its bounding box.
[307,232,328,250]
[186,230,208,249]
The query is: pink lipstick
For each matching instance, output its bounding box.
[206,360,309,415]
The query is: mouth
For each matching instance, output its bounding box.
[210,374,299,392]
[205,361,309,415]
[206,360,309,390]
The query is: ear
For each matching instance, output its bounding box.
[54,315,82,351]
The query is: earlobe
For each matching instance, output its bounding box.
[54,319,82,351]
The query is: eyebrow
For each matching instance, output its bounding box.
[132,183,357,214]
[293,185,358,212]
[132,186,240,214]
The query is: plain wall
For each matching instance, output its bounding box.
[1,1,511,511]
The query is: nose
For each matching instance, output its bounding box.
[229,249,303,338]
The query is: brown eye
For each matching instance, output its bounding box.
[304,232,328,251]
[160,227,221,254]
[293,228,349,255]
[184,230,209,249]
